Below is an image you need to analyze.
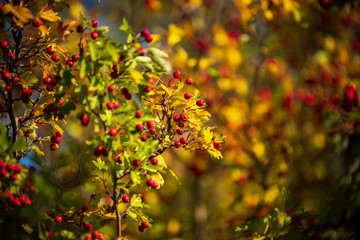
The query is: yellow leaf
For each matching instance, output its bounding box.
[202,127,213,144]
[160,83,173,96]
[184,141,201,151]
[32,146,44,156]
[71,78,78,86]
[2,5,33,28]
[156,154,167,169]
[167,24,185,46]
[207,148,223,159]
[55,44,69,59]
[38,25,50,37]
[38,9,61,22]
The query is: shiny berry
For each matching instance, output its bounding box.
[108,84,116,92]
[176,128,184,135]
[136,123,144,131]
[146,121,154,128]
[145,34,153,43]
[1,40,8,48]
[107,102,115,110]
[214,142,221,150]
[109,128,117,137]
[122,195,130,203]
[140,133,147,141]
[173,70,181,79]
[180,114,188,122]
[184,93,191,99]
[135,110,143,118]
[174,141,181,148]
[55,216,62,223]
[149,128,156,135]
[32,19,42,27]
[50,144,57,151]
[141,28,150,38]
[185,78,193,85]
[51,54,60,62]
[150,158,158,165]
[91,32,98,39]
[132,159,141,167]
[92,20,99,28]
[196,99,205,107]
[72,54,79,62]
[43,76,51,84]
[174,115,180,122]
[47,47,55,55]
[7,51,14,60]
[180,137,187,144]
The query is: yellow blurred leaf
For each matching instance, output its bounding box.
[2,4,33,28]
[168,24,185,46]
[38,4,61,22]
[32,145,44,156]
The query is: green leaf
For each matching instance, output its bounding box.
[126,210,138,221]
[0,125,10,154]
[75,85,88,105]
[99,110,112,126]
[58,102,76,115]
[281,187,297,210]
[60,230,76,239]
[92,158,109,171]
[10,138,29,152]
[119,18,130,33]
[130,171,142,186]
[147,48,169,58]
[130,194,142,208]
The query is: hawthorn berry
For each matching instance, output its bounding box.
[107,102,115,110]
[121,88,129,95]
[46,85,53,91]
[146,178,154,187]
[141,221,149,228]
[174,115,180,122]
[66,60,74,67]
[109,128,117,137]
[3,71,10,79]
[7,51,14,60]
[173,70,181,79]
[50,144,57,151]
[151,180,159,189]
[213,142,221,150]
[92,19,99,28]
[180,137,187,144]
[174,141,181,148]
[147,78,154,85]
[43,76,51,84]
[115,157,122,164]
[47,47,55,55]
[51,54,60,62]
[80,114,89,126]
[176,128,184,135]
[180,113,188,122]
[150,158,158,165]
[140,133,147,141]
[113,101,120,109]
[5,85,11,91]
[91,32,98,40]
[55,216,62,223]
[132,159,141,167]
[72,54,79,62]
[91,231,100,239]
[145,33,153,43]
[11,77,18,84]
[144,86,153,92]
[58,99,64,105]
[6,163,15,172]
[141,28,150,38]
[84,236,91,240]
[135,110,143,118]
[76,25,84,33]
[1,40,8,48]
[196,99,205,107]
[138,47,146,56]
[94,145,103,156]
[56,131,62,137]
[14,164,22,173]
[138,226,146,232]
[112,65,118,72]
[82,222,93,232]
[149,128,156,135]
[98,234,104,240]
[146,121,154,128]
[122,195,130,203]
[108,84,116,92]
[184,93,191,99]
[178,122,185,127]
[110,71,118,79]
[51,136,61,144]
[185,78,193,85]
[32,19,42,27]
[136,123,144,131]
[125,92,132,100]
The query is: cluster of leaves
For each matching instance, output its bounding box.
[0,0,223,239]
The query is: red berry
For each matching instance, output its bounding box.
[66,60,74,67]
[50,144,57,151]
[55,216,62,223]
[58,99,64,105]
[110,71,118,79]
[84,236,91,240]
[141,221,149,228]
[80,114,89,126]
[145,34,153,43]
[7,51,14,60]
[174,115,180,122]
[138,225,146,232]
[147,78,154,85]
[113,101,119,109]
[146,179,154,187]
[121,88,129,95]
[92,19,99,28]
[146,121,154,129]
[180,113,188,122]
[14,164,22,173]
[72,54,79,62]
[76,25,84,33]
[138,47,146,56]
[178,122,184,127]
[109,128,117,137]
[151,180,158,189]
[1,40,8,48]
[82,222,93,232]
[149,128,156,135]
[180,137,187,144]
[136,123,144,131]
[91,231,99,239]
[150,158,158,165]
[196,99,205,107]
[184,93,191,99]
[112,65,118,72]
[43,76,51,84]
[132,159,141,167]
[107,102,115,110]
[122,195,130,203]
[108,84,116,92]
[174,141,181,148]
[185,78,193,85]
[115,157,122,163]
[51,136,61,144]
[5,84,11,91]
[141,28,150,38]
[32,19,42,27]
[94,145,103,156]
[91,32,98,40]
[46,85,53,91]
[140,133,147,141]
[98,234,104,240]
[6,163,15,172]
[47,47,55,55]
[125,92,132,100]
[51,54,60,62]
[56,131,62,137]
[173,71,181,79]
[176,128,184,135]
[213,142,221,150]
[135,110,143,118]
[3,72,10,79]
[144,86,153,92]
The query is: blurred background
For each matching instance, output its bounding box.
[24,0,360,239]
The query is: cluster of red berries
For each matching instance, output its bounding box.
[1,40,14,60]
[20,88,33,104]
[0,159,23,181]
[173,113,188,128]
[94,145,108,157]
[114,156,122,164]
[82,222,93,232]
[76,19,99,40]
[4,190,31,207]
[110,64,118,79]
[44,103,64,120]
[138,221,149,232]
[50,131,62,151]
[121,88,132,100]
[84,230,104,240]
[106,101,120,110]
[140,28,153,43]
[144,78,155,92]
[43,73,61,91]
[146,178,159,189]
[174,137,187,148]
